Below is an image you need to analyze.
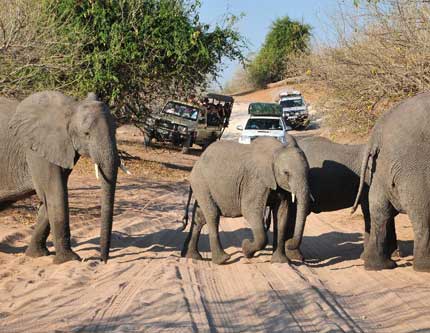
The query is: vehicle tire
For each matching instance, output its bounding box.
[144,133,152,147]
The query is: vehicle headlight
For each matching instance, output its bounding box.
[239,136,251,144]
[177,125,188,134]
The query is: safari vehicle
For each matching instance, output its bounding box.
[143,94,234,153]
[278,90,310,129]
[237,102,291,144]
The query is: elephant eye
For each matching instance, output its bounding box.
[284,171,289,176]
[84,131,90,136]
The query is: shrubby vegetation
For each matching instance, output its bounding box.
[247,16,311,88]
[286,0,430,135]
[223,15,311,93]
[0,0,245,123]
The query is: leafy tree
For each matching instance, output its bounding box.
[247,16,311,87]
[0,0,245,123]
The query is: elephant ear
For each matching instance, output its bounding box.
[249,138,279,190]
[9,91,76,169]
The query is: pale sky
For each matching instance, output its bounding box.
[199,0,343,85]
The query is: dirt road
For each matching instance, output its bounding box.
[0,89,429,332]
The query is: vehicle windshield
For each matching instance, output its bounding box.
[280,98,304,108]
[163,102,199,121]
[245,118,283,130]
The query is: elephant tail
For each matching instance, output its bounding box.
[351,143,373,214]
[181,186,193,230]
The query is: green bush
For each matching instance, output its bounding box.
[0,0,245,123]
[247,16,311,87]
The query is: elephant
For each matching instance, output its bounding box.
[281,136,397,261]
[352,92,430,271]
[0,91,119,264]
[181,135,311,265]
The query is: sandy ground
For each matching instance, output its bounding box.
[0,87,429,332]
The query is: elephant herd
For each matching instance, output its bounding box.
[1,90,430,272]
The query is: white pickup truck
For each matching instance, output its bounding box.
[236,103,291,144]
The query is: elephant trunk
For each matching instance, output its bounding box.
[93,143,119,263]
[287,187,310,250]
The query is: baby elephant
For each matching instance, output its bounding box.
[181,135,311,264]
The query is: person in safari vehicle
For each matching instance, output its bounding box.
[143,93,234,153]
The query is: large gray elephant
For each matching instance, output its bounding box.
[0,91,119,264]
[181,136,311,265]
[352,92,430,271]
[283,136,397,261]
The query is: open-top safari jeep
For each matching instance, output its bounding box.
[143,93,234,153]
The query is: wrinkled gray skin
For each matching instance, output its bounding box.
[0,91,119,264]
[182,136,310,265]
[353,92,430,271]
[283,136,397,261]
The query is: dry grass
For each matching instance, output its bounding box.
[286,0,430,136]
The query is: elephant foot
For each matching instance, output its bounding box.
[271,250,289,264]
[285,248,304,262]
[242,239,255,258]
[391,247,401,259]
[53,250,81,264]
[25,245,50,258]
[413,257,430,272]
[364,257,397,271]
[360,250,368,261]
[212,252,231,265]
[185,250,203,261]
[285,238,300,250]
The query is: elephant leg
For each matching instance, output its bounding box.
[271,200,289,264]
[182,203,204,260]
[46,179,81,264]
[27,153,80,264]
[361,195,397,260]
[242,209,267,259]
[198,196,229,265]
[272,206,278,253]
[25,203,51,257]
[364,186,397,270]
[265,206,272,233]
[284,201,303,261]
[360,200,371,260]
[409,210,430,272]
[385,217,399,257]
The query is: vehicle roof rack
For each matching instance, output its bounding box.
[206,93,234,103]
[248,102,282,116]
[279,90,301,98]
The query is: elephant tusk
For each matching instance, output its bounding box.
[310,193,315,202]
[292,193,296,203]
[119,163,132,175]
[94,164,99,180]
